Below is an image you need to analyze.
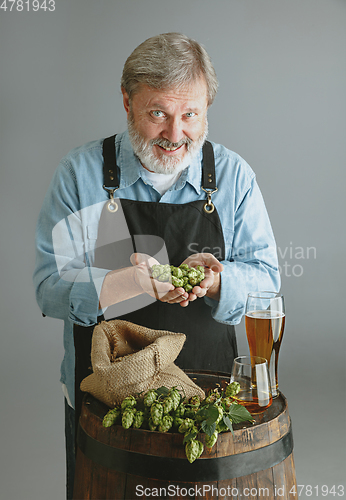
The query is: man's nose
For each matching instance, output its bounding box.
[162,117,184,144]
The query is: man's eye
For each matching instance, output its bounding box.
[152,110,165,118]
[185,112,196,118]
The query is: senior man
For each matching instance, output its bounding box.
[34,32,280,498]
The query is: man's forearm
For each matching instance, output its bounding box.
[99,266,143,309]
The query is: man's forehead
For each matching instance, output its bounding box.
[134,81,208,109]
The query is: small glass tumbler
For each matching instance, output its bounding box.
[230,356,272,414]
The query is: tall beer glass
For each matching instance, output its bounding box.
[245,292,285,398]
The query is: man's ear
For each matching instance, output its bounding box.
[121,87,130,117]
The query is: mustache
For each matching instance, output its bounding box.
[150,137,193,150]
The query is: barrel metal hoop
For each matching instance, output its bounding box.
[77,421,294,482]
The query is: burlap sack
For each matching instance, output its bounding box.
[80,319,205,407]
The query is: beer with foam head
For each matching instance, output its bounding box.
[245,293,285,397]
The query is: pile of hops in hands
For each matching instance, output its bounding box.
[150,263,205,293]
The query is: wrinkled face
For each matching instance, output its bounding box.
[123,78,209,174]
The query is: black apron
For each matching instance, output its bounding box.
[73,136,237,428]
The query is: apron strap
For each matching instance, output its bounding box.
[101,135,217,192]
[102,135,119,189]
[201,140,216,190]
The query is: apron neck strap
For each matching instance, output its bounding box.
[102,135,216,191]
[201,140,216,190]
[102,135,119,189]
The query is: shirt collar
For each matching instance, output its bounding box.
[117,130,203,195]
[116,130,142,189]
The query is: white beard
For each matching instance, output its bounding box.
[127,115,208,175]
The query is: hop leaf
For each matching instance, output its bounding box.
[228,404,253,424]
[222,415,234,436]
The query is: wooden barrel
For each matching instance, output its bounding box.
[73,371,297,500]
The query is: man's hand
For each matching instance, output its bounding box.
[130,253,190,304]
[130,252,223,307]
[177,253,223,307]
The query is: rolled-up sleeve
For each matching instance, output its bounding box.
[205,177,280,324]
[33,161,108,326]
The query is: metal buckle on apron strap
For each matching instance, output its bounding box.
[201,187,218,214]
[103,185,119,213]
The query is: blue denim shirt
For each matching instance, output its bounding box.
[33,130,280,406]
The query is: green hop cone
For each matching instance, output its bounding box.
[102,407,121,428]
[179,264,189,271]
[173,404,185,418]
[205,393,218,404]
[185,439,204,463]
[150,263,205,290]
[189,277,199,286]
[150,402,164,426]
[205,431,219,449]
[151,269,162,279]
[121,395,137,411]
[162,396,174,414]
[222,396,234,409]
[215,405,223,424]
[172,277,184,288]
[184,407,197,419]
[189,395,201,409]
[169,388,181,411]
[225,381,241,398]
[172,267,183,278]
[216,419,229,433]
[173,416,184,428]
[195,271,205,283]
[122,409,135,429]
[148,417,157,431]
[178,418,195,434]
[143,389,157,407]
[132,410,145,429]
[157,272,171,282]
[158,415,174,433]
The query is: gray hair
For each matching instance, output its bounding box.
[121,33,218,106]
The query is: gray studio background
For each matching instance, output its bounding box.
[1,1,345,499]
